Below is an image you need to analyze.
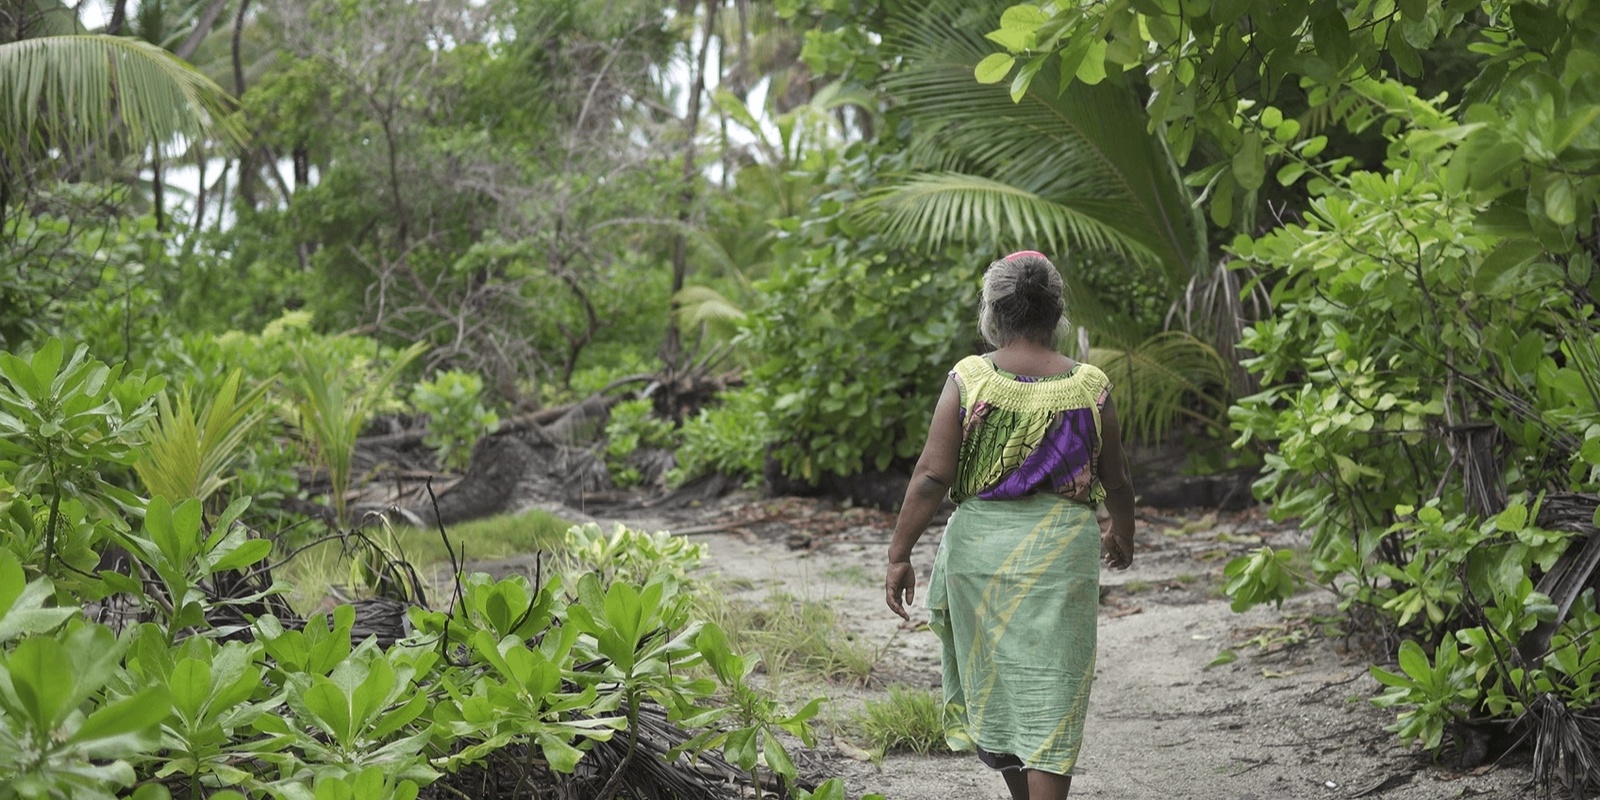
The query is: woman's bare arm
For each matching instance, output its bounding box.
[885,376,963,619]
[1098,398,1136,569]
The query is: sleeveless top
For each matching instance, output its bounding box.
[948,354,1113,505]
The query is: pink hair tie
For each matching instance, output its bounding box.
[1004,250,1046,261]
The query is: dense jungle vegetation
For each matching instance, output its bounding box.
[3,0,1600,797]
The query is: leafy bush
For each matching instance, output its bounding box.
[0,506,850,799]
[1220,38,1600,763]
[410,370,500,472]
[744,154,981,482]
[602,397,679,487]
[670,387,772,487]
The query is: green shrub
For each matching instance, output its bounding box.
[745,227,978,483]
[602,398,680,487]
[411,370,500,472]
[670,387,771,486]
[1222,58,1600,763]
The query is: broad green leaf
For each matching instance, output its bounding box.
[301,677,355,744]
[974,53,1016,84]
[169,658,213,720]
[209,538,272,574]
[537,732,585,773]
[984,28,1031,53]
[763,729,798,781]
[999,4,1049,31]
[4,635,75,728]
[1233,132,1265,191]
[1473,239,1543,295]
[1543,174,1577,226]
[69,687,169,753]
[1076,40,1108,84]
[0,553,77,642]
[1396,640,1431,684]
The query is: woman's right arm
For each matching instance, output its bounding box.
[885,375,962,620]
[1098,398,1136,569]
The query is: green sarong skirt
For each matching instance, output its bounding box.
[926,494,1100,775]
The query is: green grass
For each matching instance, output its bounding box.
[695,588,881,687]
[395,508,573,566]
[1123,580,1151,595]
[274,508,574,614]
[821,565,874,588]
[853,685,945,757]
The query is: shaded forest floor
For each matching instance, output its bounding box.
[468,491,1542,800]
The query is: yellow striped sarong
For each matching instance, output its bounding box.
[926,494,1100,775]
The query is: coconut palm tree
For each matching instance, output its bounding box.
[0,33,244,213]
[872,1,1204,287]
[864,0,1238,443]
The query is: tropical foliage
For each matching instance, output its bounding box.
[974,0,1600,779]
[9,0,1600,788]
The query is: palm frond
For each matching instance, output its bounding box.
[1089,332,1232,444]
[287,341,426,527]
[868,172,1161,264]
[134,369,271,505]
[673,285,747,329]
[0,34,247,173]
[875,1,1205,288]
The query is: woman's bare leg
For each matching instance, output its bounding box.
[1001,769,1029,800]
[1027,769,1072,800]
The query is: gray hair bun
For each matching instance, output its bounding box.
[978,252,1068,347]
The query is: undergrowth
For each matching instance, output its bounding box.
[696,587,882,688]
[274,508,573,613]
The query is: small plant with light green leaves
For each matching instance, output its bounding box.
[670,387,772,487]
[285,340,427,528]
[1370,638,1479,751]
[1221,546,1302,613]
[562,522,707,592]
[603,398,679,488]
[0,338,163,573]
[410,370,499,472]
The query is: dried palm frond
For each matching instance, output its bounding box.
[1167,257,1273,396]
[1524,693,1600,799]
[1088,332,1232,444]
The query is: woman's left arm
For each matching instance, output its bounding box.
[1098,398,1137,569]
[885,375,963,621]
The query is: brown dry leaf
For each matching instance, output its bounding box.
[1107,604,1143,619]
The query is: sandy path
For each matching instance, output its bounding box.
[591,496,1538,800]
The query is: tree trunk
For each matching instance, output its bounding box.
[176,0,232,60]
[660,0,719,416]
[232,0,251,96]
[107,0,129,35]
[151,150,166,232]
[194,143,208,228]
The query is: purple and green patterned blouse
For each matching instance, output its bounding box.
[948,354,1112,505]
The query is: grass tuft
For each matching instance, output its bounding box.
[696,588,881,686]
[274,508,573,614]
[396,508,572,566]
[853,685,945,757]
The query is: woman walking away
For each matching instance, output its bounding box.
[884,250,1137,800]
